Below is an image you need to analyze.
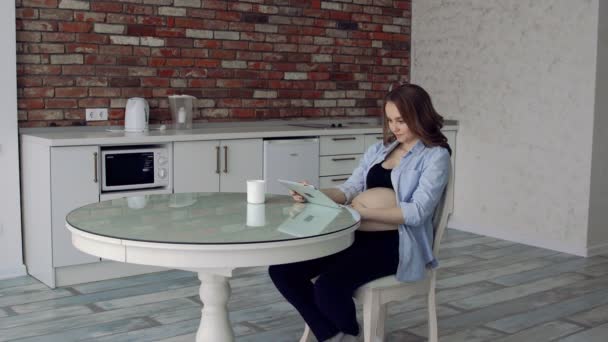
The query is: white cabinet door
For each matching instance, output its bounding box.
[51,146,101,267]
[220,139,263,192]
[174,141,220,193]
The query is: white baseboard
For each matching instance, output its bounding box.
[0,264,27,280]
[587,241,608,257]
[447,217,587,257]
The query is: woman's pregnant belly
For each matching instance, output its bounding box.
[352,187,398,231]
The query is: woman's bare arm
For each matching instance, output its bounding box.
[321,188,347,204]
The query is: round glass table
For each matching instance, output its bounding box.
[66,192,360,342]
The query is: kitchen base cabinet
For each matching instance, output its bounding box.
[20,142,167,288]
[174,139,263,193]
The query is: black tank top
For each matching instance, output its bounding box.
[366,162,393,190]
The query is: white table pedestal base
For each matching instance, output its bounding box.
[196,271,234,342]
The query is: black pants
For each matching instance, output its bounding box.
[268,230,399,341]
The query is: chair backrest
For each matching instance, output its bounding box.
[431,163,453,255]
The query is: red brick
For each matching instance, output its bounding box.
[79,98,110,107]
[155,28,185,37]
[222,41,248,50]
[121,88,153,98]
[65,43,97,53]
[228,22,254,31]
[141,77,170,87]
[209,50,235,59]
[174,18,206,29]
[17,32,41,42]
[216,79,243,88]
[166,38,193,48]
[95,66,126,76]
[16,8,38,19]
[74,11,106,22]
[22,65,61,75]
[180,68,207,78]
[149,58,166,67]
[158,69,177,78]
[22,0,57,8]
[202,0,227,10]
[27,109,63,121]
[133,47,151,56]
[62,65,95,75]
[107,13,137,24]
[124,4,153,15]
[76,76,107,86]
[194,40,221,49]
[216,11,240,21]
[45,98,78,108]
[127,25,156,36]
[43,76,74,86]
[91,2,123,13]
[21,20,57,31]
[152,48,180,57]
[232,108,255,118]
[249,42,273,51]
[19,98,45,109]
[100,45,133,55]
[109,78,140,87]
[76,33,108,44]
[59,22,92,33]
[165,58,193,67]
[117,56,147,66]
[85,55,116,65]
[55,87,88,97]
[188,79,216,87]
[139,16,164,26]
[194,59,219,68]
[17,76,42,87]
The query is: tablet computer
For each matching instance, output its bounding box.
[277,179,342,209]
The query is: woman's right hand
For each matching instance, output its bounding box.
[289,180,310,203]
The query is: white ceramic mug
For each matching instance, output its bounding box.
[247,179,266,204]
[246,203,266,227]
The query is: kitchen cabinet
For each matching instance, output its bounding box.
[319,134,365,188]
[50,146,101,268]
[174,139,263,193]
[21,144,100,287]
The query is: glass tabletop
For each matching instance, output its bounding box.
[66,193,359,244]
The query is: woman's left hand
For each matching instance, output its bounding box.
[350,202,368,218]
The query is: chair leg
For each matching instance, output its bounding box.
[362,290,385,342]
[427,273,438,342]
[300,323,315,342]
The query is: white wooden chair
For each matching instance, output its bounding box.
[300,165,453,342]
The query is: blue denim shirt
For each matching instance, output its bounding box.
[336,140,450,282]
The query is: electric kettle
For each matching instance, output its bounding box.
[125,97,149,132]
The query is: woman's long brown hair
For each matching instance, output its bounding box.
[382,83,452,155]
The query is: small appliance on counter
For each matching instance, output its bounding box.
[125,97,149,132]
[169,94,195,129]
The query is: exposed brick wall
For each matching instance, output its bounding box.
[15,0,411,127]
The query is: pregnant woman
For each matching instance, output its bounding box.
[268,83,452,342]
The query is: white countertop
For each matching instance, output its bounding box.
[20,119,458,147]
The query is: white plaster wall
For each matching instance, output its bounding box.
[587,0,608,254]
[0,2,25,279]
[412,0,599,255]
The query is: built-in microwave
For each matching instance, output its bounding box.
[101,145,171,192]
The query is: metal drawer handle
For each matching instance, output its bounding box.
[93,152,98,183]
[223,145,228,173]
[332,157,356,162]
[331,137,356,141]
[376,136,383,140]
[331,177,348,182]
[215,146,220,174]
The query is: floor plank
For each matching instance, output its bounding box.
[1,228,608,341]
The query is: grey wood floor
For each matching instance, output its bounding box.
[2,228,608,341]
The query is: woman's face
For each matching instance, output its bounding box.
[385,101,415,143]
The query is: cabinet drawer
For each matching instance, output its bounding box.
[364,134,383,151]
[320,175,351,188]
[320,154,361,176]
[320,135,365,156]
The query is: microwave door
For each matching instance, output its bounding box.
[104,152,155,191]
